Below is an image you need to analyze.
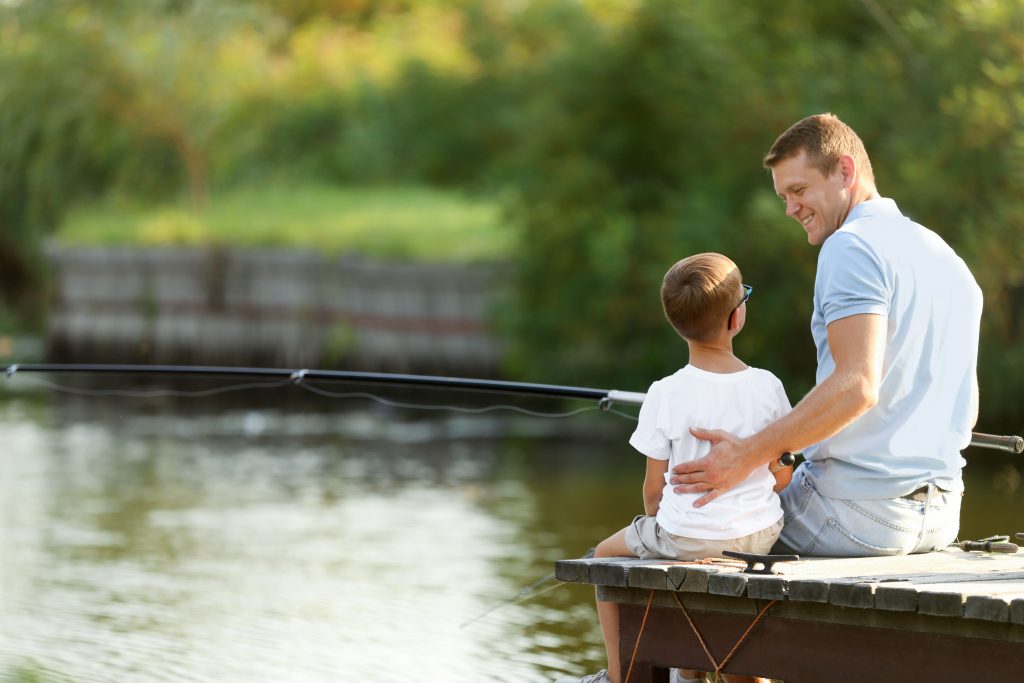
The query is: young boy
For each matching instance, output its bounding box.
[557,253,793,683]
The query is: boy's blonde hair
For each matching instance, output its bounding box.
[661,253,742,342]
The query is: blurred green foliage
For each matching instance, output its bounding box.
[1,0,1022,428]
[58,185,513,260]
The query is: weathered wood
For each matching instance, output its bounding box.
[46,246,507,372]
[965,595,1010,622]
[617,599,1024,683]
[677,565,717,593]
[664,565,690,591]
[599,586,758,616]
[874,585,919,612]
[565,551,1024,626]
[708,572,748,598]
[917,591,965,618]
[628,564,673,591]
[746,575,788,600]
[554,559,590,584]
[787,579,830,603]
[829,581,875,609]
[1012,598,1024,626]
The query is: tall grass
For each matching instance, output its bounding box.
[56,185,515,262]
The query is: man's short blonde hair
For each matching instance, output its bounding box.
[661,253,742,342]
[762,112,874,183]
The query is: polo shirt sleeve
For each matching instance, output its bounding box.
[817,231,890,325]
[629,380,672,460]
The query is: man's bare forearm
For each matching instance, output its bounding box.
[744,367,877,463]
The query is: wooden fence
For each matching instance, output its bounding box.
[45,246,506,374]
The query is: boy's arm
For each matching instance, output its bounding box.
[643,456,669,517]
[769,458,793,492]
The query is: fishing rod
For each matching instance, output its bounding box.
[4,363,1022,453]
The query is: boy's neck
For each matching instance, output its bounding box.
[685,339,748,374]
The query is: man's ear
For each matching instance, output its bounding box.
[838,154,857,189]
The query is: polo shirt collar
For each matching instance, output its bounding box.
[843,197,901,226]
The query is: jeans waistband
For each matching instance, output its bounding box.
[902,483,950,502]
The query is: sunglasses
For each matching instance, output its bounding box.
[728,284,753,329]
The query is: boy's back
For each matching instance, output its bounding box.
[630,365,790,539]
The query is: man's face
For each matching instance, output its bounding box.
[771,150,851,246]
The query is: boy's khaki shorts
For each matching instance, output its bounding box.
[624,515,783,561]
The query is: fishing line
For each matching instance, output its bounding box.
[14,375,294,398]
[297,382,613,419]
[459,577,568,629]
[7,374,640,422]
[460,547,598,629]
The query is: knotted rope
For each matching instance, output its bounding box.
[624,589,778,682]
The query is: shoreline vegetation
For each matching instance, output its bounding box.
[4,1,1024,426]
[55,185,514,263]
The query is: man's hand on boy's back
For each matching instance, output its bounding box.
[670,427,760,507]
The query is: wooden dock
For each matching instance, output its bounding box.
[45,246,505,373]
[556,549,1024,682]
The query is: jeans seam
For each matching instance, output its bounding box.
[824,516,907,555]
[838,498,921,533]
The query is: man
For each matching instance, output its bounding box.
[670,113,983,556]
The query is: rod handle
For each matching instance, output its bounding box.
[958,541,1019,553]
[970,432,1024,454]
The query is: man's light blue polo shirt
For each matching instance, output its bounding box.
[803,198,983,499]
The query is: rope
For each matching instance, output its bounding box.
[713,599,777,678]
[671,592,778,682]
[623,590,656,683]
[671,592,721,673]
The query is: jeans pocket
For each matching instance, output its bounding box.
[806,517,909,557]
[781,470,815,525]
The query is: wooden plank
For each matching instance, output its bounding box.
[555,559,589,584]
[1012,598,1024,626]
[628,564,672,591]
[964,595,1010,623]
[874,585,919,612]
[592,558,656,588]
[915,578,1024,622]
[618,599,1024,683]
[598,585,758,616]
[747,576,789,600]
[787,579,830,603]
[665,564,689,591]
[563,553,1024,625]
[708,572,748,598]
[678,565,717,593]
[829,582,875,609]
[918,592,964,618]
[769,598,1024,641]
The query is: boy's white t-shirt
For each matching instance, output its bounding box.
[628,365,792,540]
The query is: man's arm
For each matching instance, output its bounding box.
[643,456,668,517]
[670,312,887,506]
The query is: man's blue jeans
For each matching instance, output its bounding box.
[773,465,961,557]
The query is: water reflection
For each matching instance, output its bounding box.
[0,393,619,682]
[0,389,1021,683]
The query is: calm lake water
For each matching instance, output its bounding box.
[1,377,1021,682]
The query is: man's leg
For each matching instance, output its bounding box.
[773,465,961,557]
